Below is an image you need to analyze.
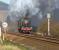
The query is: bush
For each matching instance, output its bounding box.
[38,19,59,38]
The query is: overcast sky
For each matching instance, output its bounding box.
[0,0,59,8]
[0,0,10,4]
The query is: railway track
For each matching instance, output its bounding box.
[7,33,59,44]
[6,33,59,50]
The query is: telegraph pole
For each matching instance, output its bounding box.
[47,13,51,36]
[47,0,51,36]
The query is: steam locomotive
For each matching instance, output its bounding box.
[17,17,32,33]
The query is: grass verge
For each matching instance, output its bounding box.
[0,40,30,50]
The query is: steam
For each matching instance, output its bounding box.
[7,0,57,32]
[9,0,42,20]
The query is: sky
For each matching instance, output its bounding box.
[0,0,59,8]
[0,0,10,4]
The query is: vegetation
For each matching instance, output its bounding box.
[38,19,59,38]
[0,40,30,50]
